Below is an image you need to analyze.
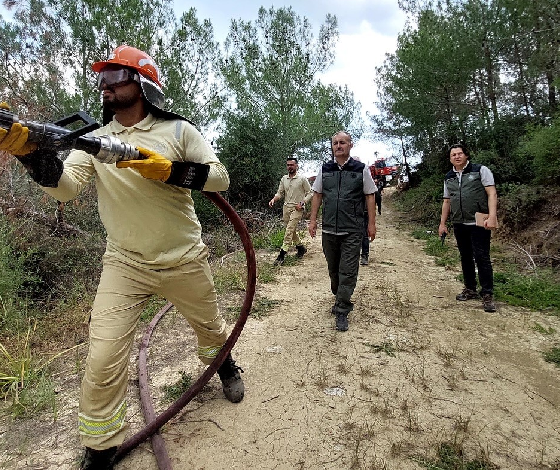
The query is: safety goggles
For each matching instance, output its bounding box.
[97,68,140,90]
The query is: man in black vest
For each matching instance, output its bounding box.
[308,131,377,331]
[438,144,498,312]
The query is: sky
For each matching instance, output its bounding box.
[173,0,409,165]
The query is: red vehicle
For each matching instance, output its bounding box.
[369,158,399,184]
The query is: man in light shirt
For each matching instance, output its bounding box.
[0,45,244,470]
[308,131,377,331]
[439,143,498,313]
[269,157,313,265]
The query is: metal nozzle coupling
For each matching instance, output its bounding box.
[94,135,140,164]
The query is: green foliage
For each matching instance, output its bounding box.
[0,219,36,330]
[212,264,245,295]
[425,235,460,268]
[532,323,555,335]
[518,115,560,185]
[220,6,362,163]
[161,371,193,403]
[217,114,286,209]
[365,342,396,357]
[497,184,549,232]
[226,296,281,321]
[0,326,56,418]
[394,174,443,226]
[257,262,276,284]
[543,347,560,368]
[373,0,560,207]
[267,229,285,250]
[493,269,560,315]
[160,8,226,129]
[10,369,56,418]
[417,441,498,470]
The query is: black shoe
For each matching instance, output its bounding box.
[273,249,287,266]
[360,256,368,266]
[217,354,245,403]
[296,245,307,258]
[335,313,348,331]
[80,447,117,470]
[456,288,479,301]
[482,294,497,312]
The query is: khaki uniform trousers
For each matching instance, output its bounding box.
[78,247,227,449]
[281,205,303,251]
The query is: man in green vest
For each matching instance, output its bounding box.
[308,131,377,331]
[438,144,498,312]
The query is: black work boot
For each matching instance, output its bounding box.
[274,249,287,266]
[80,446,117,470]
[456,288,479,301]
[296,244,307,258]
[482,294,497,312]
[335,312,349,331]
[217,354,245,403]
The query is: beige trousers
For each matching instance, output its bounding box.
[78,247,227,449]
[281,205,303,251]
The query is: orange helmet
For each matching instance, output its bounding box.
[93,45,165,119]
[92,45,162,87]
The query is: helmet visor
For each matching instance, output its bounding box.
[97,68,140,90]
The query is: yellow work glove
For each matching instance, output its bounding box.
[116,146,172,182]
[0,102,38,156]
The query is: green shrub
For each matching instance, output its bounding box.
[394,174,443,226]
[543,347,560,367]
[497,183,549,232]
[494,269,560,314]
[161,371,193,403]
[518,115,560,185]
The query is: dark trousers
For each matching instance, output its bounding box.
[322,232,362,314]
[453,223,493,295]
[375,192,382,214]
[361,212,369,259]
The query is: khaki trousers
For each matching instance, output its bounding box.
[78,247,227,449]
[281,205,303,251]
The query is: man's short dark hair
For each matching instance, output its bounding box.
[286,157,298,164]
[448,143,470,158]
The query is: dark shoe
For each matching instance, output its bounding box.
[217,354,245,403]
[482,294,497,312]
[335,312,348,331]
[273,249,287,266]
[296,245,307,258]
[456,288,479,301]
[80,447,117,470]
[360,256,368,266]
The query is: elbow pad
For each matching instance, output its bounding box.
[17,149,64,187]
[165,161,210,190]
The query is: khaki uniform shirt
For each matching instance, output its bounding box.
[274,173,312,207]
[41,113,229,269]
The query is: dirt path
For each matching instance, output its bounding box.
[3,188,560,469]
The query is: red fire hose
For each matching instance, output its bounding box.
[113,191,257,468]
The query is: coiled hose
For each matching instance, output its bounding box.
[113,191,257,468]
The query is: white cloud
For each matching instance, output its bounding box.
[319,20,400,164]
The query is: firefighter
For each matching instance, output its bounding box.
[0,45,244,469]
[269,157,313,265]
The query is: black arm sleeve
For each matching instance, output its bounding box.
[17,149,64,188]
[165,161,210,190]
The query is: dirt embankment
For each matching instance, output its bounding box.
[2,188,560,470]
